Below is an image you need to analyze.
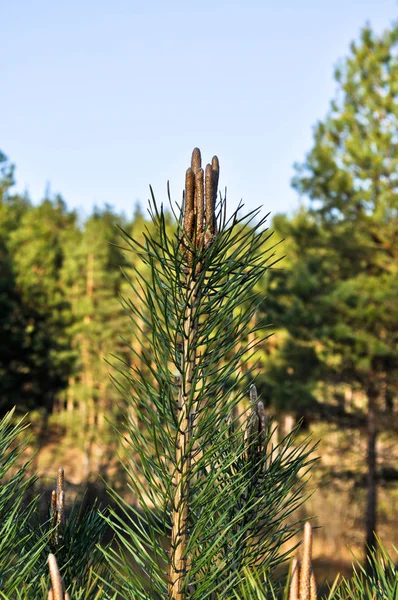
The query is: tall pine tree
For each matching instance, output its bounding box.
[267,23,398,556]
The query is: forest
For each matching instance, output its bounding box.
[0,21,398,599]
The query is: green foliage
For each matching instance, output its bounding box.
[60,207,130,413]
[328,541,398,599]
[0,409,112,599]
[0,157,50,413]
[290,22,398,373]
[234,568,272,599]
[48,498,110,596]
[7,197,77,412]
[234,540,398,600]
[266,21,398,405]
[0,409,45,595]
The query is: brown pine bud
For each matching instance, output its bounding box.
[310,569,317,600]
[249,383,258,405]
[299,522,313,600]
[211,155,219,235]
[257,399,267,449]
[48,554,64,600]
[56,467,64,496]
[289,557,300,600]
[191,147,202,173]
[194,167,204,240]
[184,167,195,241]
[204,164,214,247]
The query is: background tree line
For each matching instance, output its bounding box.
[0,21,397,565]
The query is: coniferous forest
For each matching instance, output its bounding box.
[1,21,398,599]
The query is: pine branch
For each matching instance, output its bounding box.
[50,467,65,550]
[106,148,314,599]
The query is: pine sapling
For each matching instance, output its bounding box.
[104,148,315,600]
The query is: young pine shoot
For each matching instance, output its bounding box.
[104,148,314,599]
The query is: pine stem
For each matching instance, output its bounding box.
[168,148,217,599]
[168,275,198,598]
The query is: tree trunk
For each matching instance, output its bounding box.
[364,370,386,561]
[365,385,377,556]
[66,377,75,412]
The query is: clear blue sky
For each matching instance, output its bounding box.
[2,0,397,221]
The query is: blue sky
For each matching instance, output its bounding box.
[2,0,397,221]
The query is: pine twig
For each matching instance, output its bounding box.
[50,467,65,549]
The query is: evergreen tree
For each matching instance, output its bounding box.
[6,196,76,414]
[266,23,398,556]
[0,153,61,413]
[60,206,131,482]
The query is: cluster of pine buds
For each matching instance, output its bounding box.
[183,147,219,258]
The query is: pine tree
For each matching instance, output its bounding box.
[60,206,131,483]
[7,195,76,414]
[0,153,61,414]
[103,148,314,599]
[266,23,398,557]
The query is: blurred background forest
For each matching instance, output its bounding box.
[1,5,398,584]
